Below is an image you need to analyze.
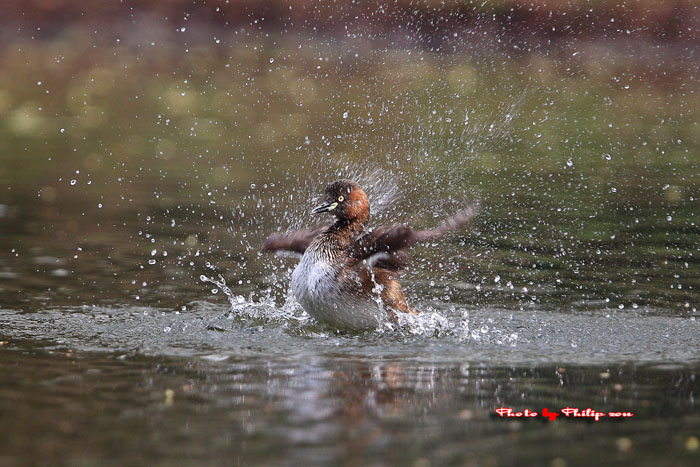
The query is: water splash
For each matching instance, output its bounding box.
[207,85,532,339]
[200,273,522,343]
[200,273,308,324]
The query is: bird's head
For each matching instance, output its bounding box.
[312,179,370,224]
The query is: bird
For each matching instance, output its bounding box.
[261,179,478,330]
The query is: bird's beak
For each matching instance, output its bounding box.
[311,200,338,214]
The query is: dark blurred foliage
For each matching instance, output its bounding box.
[5,0,698,47]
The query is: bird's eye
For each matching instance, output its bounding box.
[338,196,344,202]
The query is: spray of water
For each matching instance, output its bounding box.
[199,272,522,344]
[200,273,309,324]
[200,86,532,340]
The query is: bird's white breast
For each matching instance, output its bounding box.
[290,245,385,330]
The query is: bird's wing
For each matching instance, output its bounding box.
[350,202,479,269]
[410,202,480,243]
[261,226,327,255]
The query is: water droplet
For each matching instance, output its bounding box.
[70,179,77,185]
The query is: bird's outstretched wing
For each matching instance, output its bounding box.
[350,202,479,269]
[261,226,327,255]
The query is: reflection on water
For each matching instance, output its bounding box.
[1,346,698,466]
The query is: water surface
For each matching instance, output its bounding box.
[1,19,699,466]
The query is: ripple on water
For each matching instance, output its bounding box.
[2,283,699,366]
